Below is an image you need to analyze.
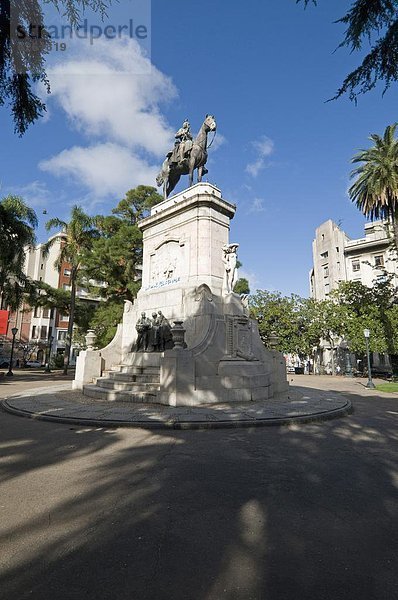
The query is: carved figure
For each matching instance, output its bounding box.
[150,311,160,351]
[135,312,152,352]
[164,259,176,279]
[170,119,193,164]
[156,115,217,198]
[222,243,239,294]
[157,310,173,351]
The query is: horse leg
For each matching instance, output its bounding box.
[197,165,203,182]
[167,173,181,197]
[189,155,196,187]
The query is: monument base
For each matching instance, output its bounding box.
[74,183,288,405]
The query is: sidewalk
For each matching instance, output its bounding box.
[0,372,356,429]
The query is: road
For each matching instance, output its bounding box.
[0,373,397,600]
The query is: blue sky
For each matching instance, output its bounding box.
[1,0,397,296]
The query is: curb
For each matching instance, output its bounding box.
[0,398,352,430]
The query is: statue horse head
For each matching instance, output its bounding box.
[204,114,217,132]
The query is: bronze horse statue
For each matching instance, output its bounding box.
[156,115,217,199]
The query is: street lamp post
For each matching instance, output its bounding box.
[341,339,353,378]
[364,328,375,389]
[44,335,54,373]
[6,327,18,377]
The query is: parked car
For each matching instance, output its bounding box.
[286,365,295,374]
[25,360,43,368]
[0,359,10,368]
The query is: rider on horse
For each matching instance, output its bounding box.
[168,119,193,165]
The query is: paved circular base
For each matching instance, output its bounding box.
[0,384,352,429]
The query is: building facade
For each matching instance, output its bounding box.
[310,219,397,300]
[1,232,99,367]
[309,219,397,376]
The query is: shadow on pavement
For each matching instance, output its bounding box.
[0,385,397,600]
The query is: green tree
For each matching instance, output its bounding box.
[83,186,163,303]
[333,278,398,374]
[298,1,398,100]
[349,123,398,250]
[86,300,124,348]
[0,195,37,310]
[0,0,109,135]
[45,206,97,374]
[249,290,308,355]
[233,278,250,295]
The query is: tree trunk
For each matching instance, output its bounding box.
[391,211,398,253]
[63,274,77,376]
[330,342,336,376]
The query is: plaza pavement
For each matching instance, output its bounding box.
[0,371,356,429]
[1,371,398,600]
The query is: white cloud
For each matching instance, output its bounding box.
[239,269,262,292]
[37,37,182,200]
[209,132,226,152]
[40,143,159,198]
[46,38,176,156]
[5,181,52,208]
[248,197,266,213]
[246,135,274,177]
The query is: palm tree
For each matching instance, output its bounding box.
[45,206,97,375]
[0,196,37,310]
[349,123,398,249]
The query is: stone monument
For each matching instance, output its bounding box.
[74,182,288,405]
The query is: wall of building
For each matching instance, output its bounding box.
[310,220,397,299]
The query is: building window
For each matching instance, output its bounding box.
[50,308,55,319]
[64,268,71,277]
[63,284,71,291]
[352,259,360,272]
[320,251,328,259]
[374,255,384,268]
[40,326,47,339]
[42,308,49,319]
[59,314,69,322]
[336,247,339,253]
[40,263,44,270]
[58,330,67,341]
[31,326,37,339]
[323,265,329,278]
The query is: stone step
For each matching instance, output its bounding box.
[83,385,158,403]
[103,371,160,384]
[119,365,160,375]
[95,379,160,392]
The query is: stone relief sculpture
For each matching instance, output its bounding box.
[135,310,174,352]
[157,311,173,351]
[222,243,239,294]
[135,312,152,352]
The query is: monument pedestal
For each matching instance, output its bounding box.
[75,183,288,404]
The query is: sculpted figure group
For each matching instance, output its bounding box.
[135,311,173,352]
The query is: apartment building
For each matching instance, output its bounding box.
[309,219,396,375]
[2,232,99,366]
[310,219,397,300]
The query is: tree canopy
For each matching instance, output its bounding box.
[0,195,37,310]
[82,186,163,303]
[349,123,398,248]
[298,0,398,100]
[45,205,97,373]
[0,0,109,135]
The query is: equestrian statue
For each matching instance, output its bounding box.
[156,115,217,199]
